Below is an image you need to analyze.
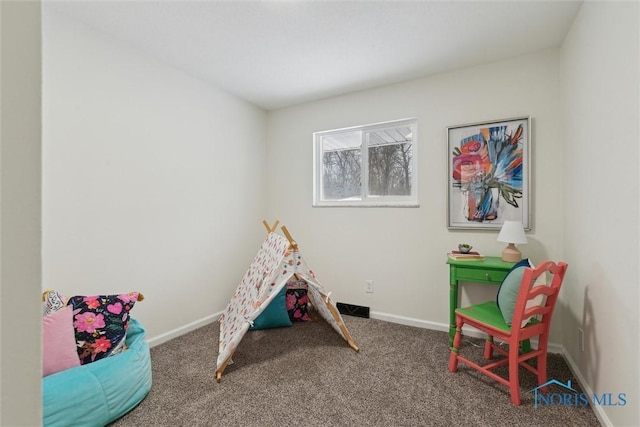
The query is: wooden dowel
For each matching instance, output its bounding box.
[280,225,298,250]
[262,219,280,233]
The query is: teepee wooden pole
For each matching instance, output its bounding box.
[215,355,233,382]
[262,219,280,233]
[280,225,298,251]
[323,295,360,352]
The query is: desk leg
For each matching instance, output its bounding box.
[449,276,458,347]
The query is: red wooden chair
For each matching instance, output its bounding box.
[448,260,568,405]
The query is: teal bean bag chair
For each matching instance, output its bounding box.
[43,318,152,427]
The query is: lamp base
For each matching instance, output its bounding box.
[501,244,522,263]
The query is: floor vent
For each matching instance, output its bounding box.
[336,302,370,318]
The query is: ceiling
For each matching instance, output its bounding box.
[43,0,583,110]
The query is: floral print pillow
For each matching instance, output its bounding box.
[286,288,311,322]
[66,292,142,365]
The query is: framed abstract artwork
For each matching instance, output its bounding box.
[447,117,530,230]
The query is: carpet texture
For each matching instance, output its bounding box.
[109,316,600,426]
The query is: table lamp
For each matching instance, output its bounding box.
[497,220,527,262]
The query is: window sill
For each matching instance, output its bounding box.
[312,202,420,208]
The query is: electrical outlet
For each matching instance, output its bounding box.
[365,280,374,293]
[578,328,584,351]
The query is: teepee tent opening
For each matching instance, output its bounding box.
[215,221,359,381]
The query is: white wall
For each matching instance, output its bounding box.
[561,2,639,426]
[38,3,640,426]
[267,49,565,340]
[0,2,42,425]
[42,11,268,341]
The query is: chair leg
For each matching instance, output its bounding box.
[484,335,494,360]
[448,317,463,373]
[537,335,549,387]
[508,342,521,405]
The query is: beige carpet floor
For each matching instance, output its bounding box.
[110,315,600,426]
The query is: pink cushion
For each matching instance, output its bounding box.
[43,306,80,377]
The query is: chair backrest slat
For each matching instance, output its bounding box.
[528,284,555,298]
[511,261,568,334]
[522,305,551,320]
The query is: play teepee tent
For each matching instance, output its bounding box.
[215,221,359,381]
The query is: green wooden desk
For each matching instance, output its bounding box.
[446,256,514,347]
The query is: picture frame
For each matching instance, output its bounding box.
[447,116,530,230]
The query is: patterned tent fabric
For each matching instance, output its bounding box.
[216,232,356,379]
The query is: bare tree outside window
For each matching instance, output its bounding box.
[314,119,417,207]
[367,129,412,196]
[322,149,361,200]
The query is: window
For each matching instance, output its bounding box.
[313,118,418,207]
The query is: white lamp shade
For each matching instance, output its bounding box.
[497,221,527,244]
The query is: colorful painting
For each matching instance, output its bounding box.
[447,117,530,230]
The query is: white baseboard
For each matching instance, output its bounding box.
[146,311,222,348]
[152,310,565,355]
[562,348,612,426]
[370,310,563,353]
[370,311,450,332]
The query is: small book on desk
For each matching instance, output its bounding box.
[448,251,484,261]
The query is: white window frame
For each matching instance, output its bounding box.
[313,118,418,207]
